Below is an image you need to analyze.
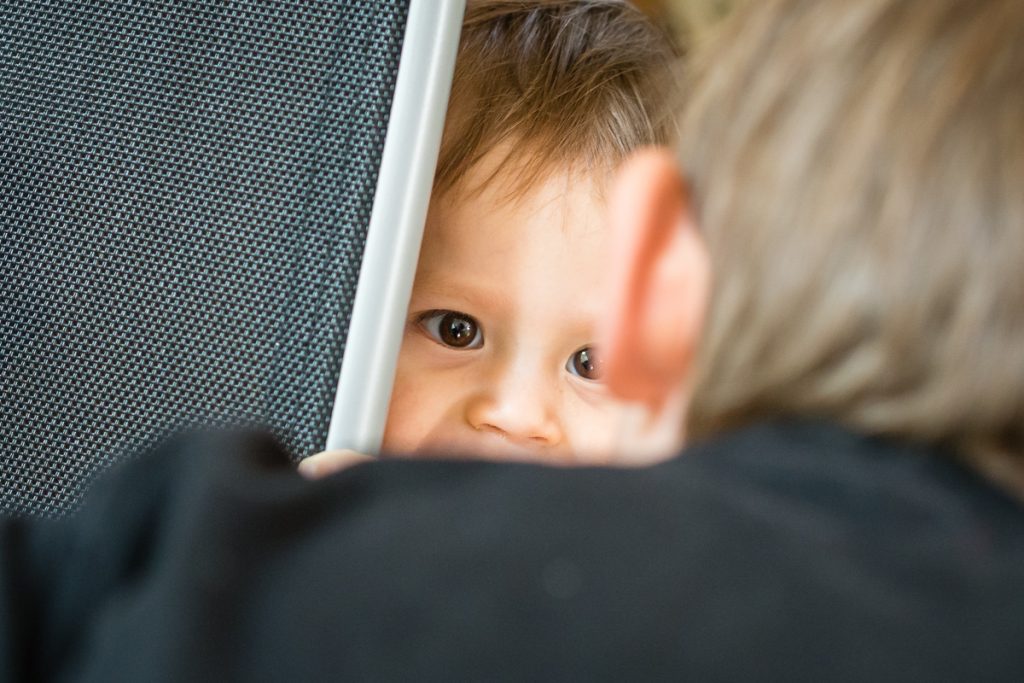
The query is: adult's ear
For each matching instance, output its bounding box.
[602,147,709,412]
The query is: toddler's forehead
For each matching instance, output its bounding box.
[436,141,614,212]
[429,169,608,244]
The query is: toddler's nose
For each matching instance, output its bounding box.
[465,365,562,449]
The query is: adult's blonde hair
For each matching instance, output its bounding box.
[435,0,680,197]
[682,0,1024,481]
[668,0,747,45]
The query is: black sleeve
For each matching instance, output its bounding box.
[0,431,299,681]
[0,512,36,680]
[1,423,1005,681]
[0,430,716,682]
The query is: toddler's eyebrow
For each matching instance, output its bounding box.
[411,273,513,311]
[559,308,603,340]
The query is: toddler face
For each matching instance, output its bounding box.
[382,155,631,465]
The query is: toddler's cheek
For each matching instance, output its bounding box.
[381,349,439,455]
[381,407,429,456]
[381,387,426,455]
[562,404,628,465]
[603,394,688,467]
[565,399,685,468]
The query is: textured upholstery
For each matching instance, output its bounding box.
[1,1,411,517]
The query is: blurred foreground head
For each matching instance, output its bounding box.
[616,0,1023,482]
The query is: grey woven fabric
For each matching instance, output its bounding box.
[1,1,411,517]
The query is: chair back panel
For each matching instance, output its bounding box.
[1,1,412,516]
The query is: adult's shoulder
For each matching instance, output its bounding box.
[19,424,1024,680]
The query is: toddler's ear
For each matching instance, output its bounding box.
[603,147,709,413]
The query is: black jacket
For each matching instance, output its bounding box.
[3,421,1023,681]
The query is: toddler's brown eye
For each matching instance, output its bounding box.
[567,346,603,381]
[419,310,483,349]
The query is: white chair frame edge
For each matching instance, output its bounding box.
[326,0,466,454]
